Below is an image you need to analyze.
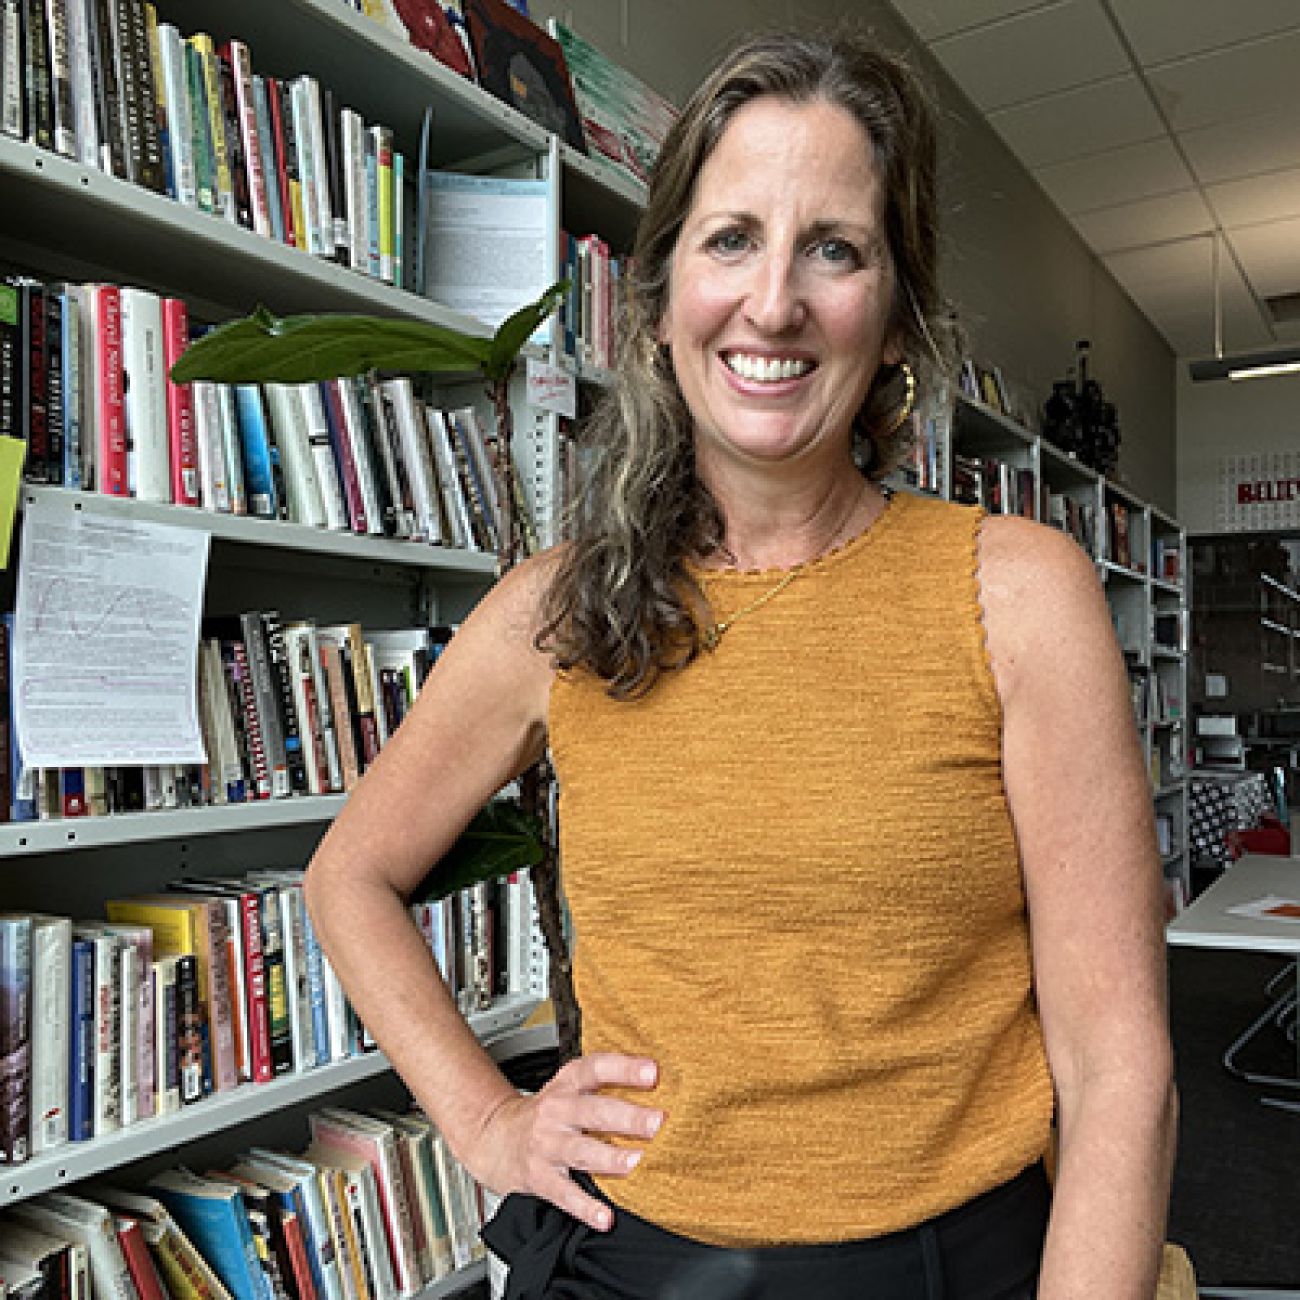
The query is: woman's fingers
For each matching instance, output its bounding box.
[532,1166,617,1232]
[539,1091,665,1142]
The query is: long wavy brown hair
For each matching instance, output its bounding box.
[538,30,952,698]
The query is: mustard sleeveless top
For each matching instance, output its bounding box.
[547,491,1054,1247]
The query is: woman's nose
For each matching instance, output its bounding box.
[742,251,807,335]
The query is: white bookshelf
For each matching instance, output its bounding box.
[0,2,626,1294]
[0,995,541,1206]
[951,396,1191,903]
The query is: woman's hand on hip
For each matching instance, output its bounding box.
[465,1052,664,1231]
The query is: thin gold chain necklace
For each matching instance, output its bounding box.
[700,565,801,651]
[700,485,886,651]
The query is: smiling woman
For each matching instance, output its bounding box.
[299,27,1177,1300]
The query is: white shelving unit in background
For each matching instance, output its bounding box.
[0,1,634,1294]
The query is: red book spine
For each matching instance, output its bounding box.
[161,297,199,506]
[240,889,273,1084]
[280,1210,318,1300]
[93,285,128,496]
[264,75,295,249]
[116,1216,167,1300]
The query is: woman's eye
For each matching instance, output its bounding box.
[707,228,751,256]
[810,237,859,266]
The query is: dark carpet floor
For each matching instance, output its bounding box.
[1167,946,1299,1289]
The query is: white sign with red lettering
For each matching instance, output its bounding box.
[1217,451,1300,531]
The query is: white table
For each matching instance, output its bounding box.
[1167,854,1300,1101]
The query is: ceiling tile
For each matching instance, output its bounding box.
[1104,243,1272,356]
[1107,0,1300,67]
[1033,137,1194,215]
[1206,168,1300,230]
[1179,110,1300,185]
[886,0,1052,42]
[1145,29,1300,132]
[1228,218,1300,298]
[1073,190,1215,254]
[930,0,1129,112]
[988,74,1164,168]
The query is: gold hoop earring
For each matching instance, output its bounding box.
[880,361,916,438]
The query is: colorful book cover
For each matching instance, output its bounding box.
[546,20,676,185]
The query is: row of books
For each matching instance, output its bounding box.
[1044,492,1098,559]
[1152,535,1182,584]
[1,276,521,553]
[0,865,540,1163]
[557,229,625,374]
[0,613,448,824]
[1105,500,1142,572]
[893,401,946,497]
[950,454,1040,520]
[3,4,408,291]
[0,1103,489,1300]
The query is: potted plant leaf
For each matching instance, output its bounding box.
[171,284,580,1061]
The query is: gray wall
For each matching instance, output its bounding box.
[535,0,1177,511]
[1176,368,1300,534]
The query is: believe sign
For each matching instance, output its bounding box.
[1217,452,1300,531]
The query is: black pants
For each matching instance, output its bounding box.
[482,1162,1050,1300]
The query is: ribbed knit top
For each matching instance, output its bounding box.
[547,491,1054,1247]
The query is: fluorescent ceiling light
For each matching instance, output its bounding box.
[1188,346,1300,382]
[1229,360,1300,381]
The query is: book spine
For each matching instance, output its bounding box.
[140,1,168,192]
[340,108,366,272]
[161,297,200,505]
[240,890,273,1084]
[335,377,384,537]
[44,286,63,481]
[87,931,122,1136]
[117,936,140,1126]
[370,124,393,285]
[233,384,278,518]
[226,638,271,799]
[0,915,32,1162]
[215,382,247,515]
[183,37,214,213]
[257,888,293,1077]
[240,611,290,797]
[24,0,53,149]
[215,50,250,228]
[24,281,49,482]
[191,32,232,220]
[276,78,305,251]
[261,611,309,795]
[203,901,238,1093]
[223,39,268,237]
[91,283,127,497]
[266,74,295,248]
[1,0,24,139]
[318,380,366,533]
[297,383,348,530]
[288,79,319,255]
[68,936,94,1140]
[156,23,195,207]
[58,285,80,488]
[251,73,284,242]
[29,917,70,1153]
[320,85,345,261]
[120,286,170,503]
[42,0,75,156]
[175,952,204,1103]
[90,0,124,176]
[304,76,333,257]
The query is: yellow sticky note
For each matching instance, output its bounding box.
[0,436,27,569]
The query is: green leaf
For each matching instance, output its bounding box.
[408,799,544,903]
[485,280,570,381]
[170,308,494,384]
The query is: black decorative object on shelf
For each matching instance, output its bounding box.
[1041,339,1121,477]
